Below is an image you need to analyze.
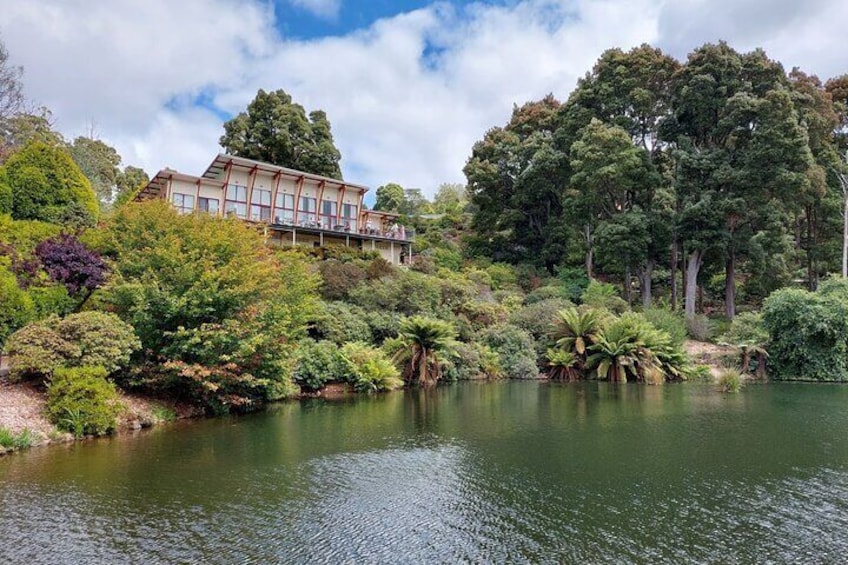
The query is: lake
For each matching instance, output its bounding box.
[2,381,848,563]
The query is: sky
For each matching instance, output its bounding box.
[1,0,847,196]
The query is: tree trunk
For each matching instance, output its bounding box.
[624,264,632,306]
[755,352,766,380]
[584,225,594,279]
[670,240,678,311]
[685,250,702,318]
[638,260,654,310]
[741,349,751,373]
[725,250,736,320]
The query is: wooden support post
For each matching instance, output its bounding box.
[336,185,346,226]
[194,179,201,213]
[245,165,258,221]
[293,176,305,224]
[317,180,327,228]
[221,161,233,217]
[270,171,282,222]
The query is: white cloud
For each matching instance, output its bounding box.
[289,0,341,20]
[0,0,846,196]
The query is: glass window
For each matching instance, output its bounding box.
[251,189,271,206]
[341,203,357,231]
[298,196,317,225]
[250,189,272,221]
[225,184,247,218]
[172,193,195,214]
[320,199,337,228]
[198,197,219,215]
[274,193,295,224]
[225,201,247,218]
[226,184,247,202]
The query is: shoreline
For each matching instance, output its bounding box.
[0,342,738,457]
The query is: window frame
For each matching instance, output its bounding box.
[225,184,248,219]
[172,192,195,214]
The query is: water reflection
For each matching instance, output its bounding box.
[2,382,848,563]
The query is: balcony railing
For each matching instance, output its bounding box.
[266,217,414,241]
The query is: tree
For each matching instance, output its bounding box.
[0,142,98,226]
[432,183,467,215]
[94,201,318,411]
[465,95,570,270]
[568,118,661,289]
[391,316,457,387]
[111,165,150,208]
[374,182,405,212]
[660,43,813,318]
[0,38,23,122]
[69,136,121,205]
[0,109,64,163]
[220,89,343,179]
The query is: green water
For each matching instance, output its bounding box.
[2,381,848,563]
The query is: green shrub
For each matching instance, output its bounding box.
[294,340,348,391]
[57,311,140,374]
[4,312,139,381]
[318,260,365,300]
[556,266,589,302]
[349,269,442,316]
[5,323,80,381]
[433,247,463,271]
[762,286,848,381]
[311,301,372,345]
[457,300,508,332]
[443,342,503,381]
[510,297,575,341]
[156,315,300,412]
[339,342,403,392]
[486,263,518,290]
[28,285,74,318]
[0,266,35,347]
[581,281,628,313]
[363,310,403,344]
[0,142,99,226]
[643,307,687,347]
[525,285,571,305]
[46,366,122,437]
[717,369,743,393]
[685,314,713,342]
[365,257,396,280]
[478,324,538,379]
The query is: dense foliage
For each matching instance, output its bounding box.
[46,366,122,437]
[4,312,139,381]
[220,89,343,179]
[0,142,98,226]
[762,280,848,381]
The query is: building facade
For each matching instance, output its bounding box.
[137,154,413,265]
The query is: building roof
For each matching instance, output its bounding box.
[137,153,369,200]
[202,154,368,192]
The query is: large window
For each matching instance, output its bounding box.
[172,193,195,214]
[250,189,272,222]
[198,197,219,215]
[298,196,317,225]
[225,184,247,218]
[341,203,357,232]
[320,199,337,229]
[274,193,295,224]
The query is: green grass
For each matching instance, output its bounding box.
[0,427,36,450]
[718,369,744,393]
[151,405,177,423]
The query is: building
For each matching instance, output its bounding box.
[137,154,413,265]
